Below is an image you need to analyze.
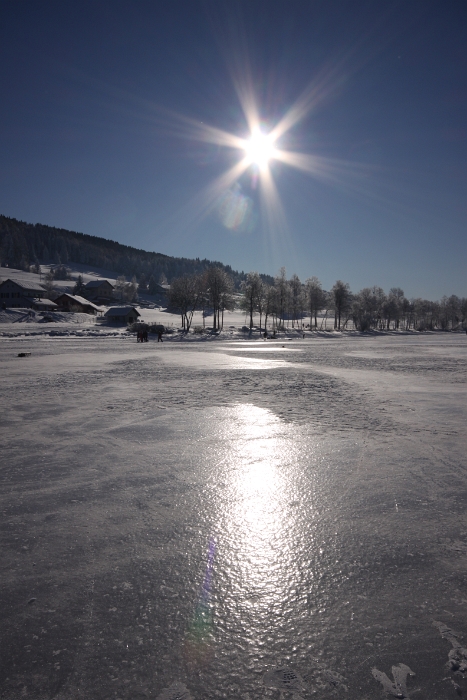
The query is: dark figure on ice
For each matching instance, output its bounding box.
[158,330,163,342]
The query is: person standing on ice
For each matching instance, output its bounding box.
[158,330,163,342]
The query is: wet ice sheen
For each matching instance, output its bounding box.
[1,334,467,699]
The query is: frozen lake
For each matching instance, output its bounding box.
[1,333,467,699]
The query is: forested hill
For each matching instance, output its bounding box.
[0,215,260,287]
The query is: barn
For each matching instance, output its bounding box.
[54,293,103,315]
[83,280,114,302]
[0,278,48,309]
[104,306,140,324]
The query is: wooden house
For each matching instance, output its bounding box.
[0,278,47,309]
[83,279,115,302]
[104,306,140,324]
[54,293,103,315]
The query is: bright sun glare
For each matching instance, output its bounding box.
[164,65,370,241]
[244,129,276,169]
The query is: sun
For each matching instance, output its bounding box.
[244,128,276,170]
[162,75,356,239]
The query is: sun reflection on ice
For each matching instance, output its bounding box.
[214,404,304,627]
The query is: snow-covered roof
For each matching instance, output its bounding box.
[84,279,114,289]
[31,298,57,307]
[0,278,45,291]
[104,306,140,317]
[55,293,103,310]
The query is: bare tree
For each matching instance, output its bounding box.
[289,274,304,328]
[204,267,234,331]
[385,287,405,329]
[331,280,351,330]
[352,286,386,331]
[127,276,138,302]
[241,272,262,329]
[168,274,203,331]
[256,280,269,330]
[368,286,386,329]
[305,276,326,329]
[115,275,127,301]
[460,298,467,329]
[446,295,461,329]
[43,270,57,299]
[274,267,289,328]
[219,279,235,330]
[115,275,137,303]
[320,291,333,330]
[263,284,276,332]
[413,298,435,331]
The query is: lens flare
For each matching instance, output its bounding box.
[217,184,255,232]
[182,537,216,668]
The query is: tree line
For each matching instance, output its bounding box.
[0,215,271,289]
[1,215,465,331]
[168,267,467,332]
[168,267,235,331]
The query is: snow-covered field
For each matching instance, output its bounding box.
[0,263,119,291]
[1,333,467,699]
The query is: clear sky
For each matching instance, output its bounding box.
[1,0,466,299]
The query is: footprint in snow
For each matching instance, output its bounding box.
[371,663,416,698]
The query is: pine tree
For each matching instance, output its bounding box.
[138,273,148,294]
[73,275,85,295]
[148,275,158,295]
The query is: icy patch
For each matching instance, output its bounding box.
[433,620,467,673]
[371,663,415,698]
[156,681,193,700]
[312,666,348,692]
[263,667,306,693]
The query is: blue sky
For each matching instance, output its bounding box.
[1,0,466,299]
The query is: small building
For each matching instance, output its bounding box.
[83,279,114,302]
[0,278,47,308]
[54,293,103,315]
[31,298,58,311]
[150,282,170,295]
[104,306,140,324]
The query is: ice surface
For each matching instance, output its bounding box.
[0,333,467,699]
